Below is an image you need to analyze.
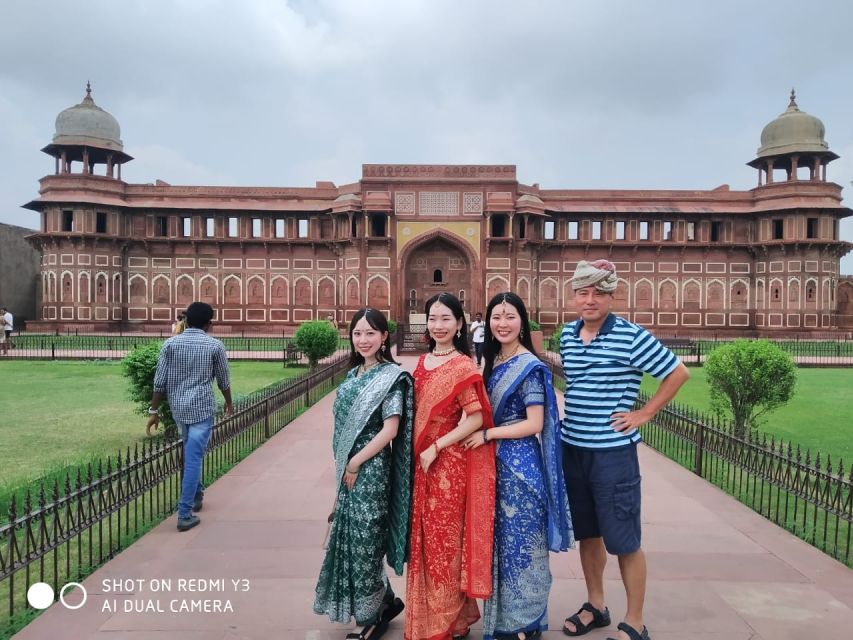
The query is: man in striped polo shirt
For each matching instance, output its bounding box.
[560,260,689,640]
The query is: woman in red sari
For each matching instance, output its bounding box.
[405,293,496,640]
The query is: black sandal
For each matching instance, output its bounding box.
[606,621,649,640]
[495,631,542,640]
[346,619,389,640]
[380,597,405,623]
[451,629,470,640]
[562,602,611,636]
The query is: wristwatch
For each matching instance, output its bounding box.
[147,406,159,416]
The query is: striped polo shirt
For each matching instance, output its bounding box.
[560,313,679,449]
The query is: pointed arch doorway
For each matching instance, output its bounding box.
[400,234,477,324]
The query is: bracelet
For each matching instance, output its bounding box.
[433,442,440,454]
[346,464,359,474]
[147,406,159,416]
[483,429,489,443]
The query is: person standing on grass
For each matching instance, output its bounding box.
[145,301,233,532]
[560,260,689,640]
[1,307,13,351]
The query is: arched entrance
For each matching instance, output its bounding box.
[838,281,853,330]
[401,235,474,322]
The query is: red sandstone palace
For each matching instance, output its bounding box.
[24,86,853,334]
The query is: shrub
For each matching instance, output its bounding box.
[293,320,340,368]
[705,339,797,439]
[387,319,398,335]
[548,322,566,352]
[528,319,541,332]
[121,342,178,439]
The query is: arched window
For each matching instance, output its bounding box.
[433,269,443,284]
[459,290,466,307]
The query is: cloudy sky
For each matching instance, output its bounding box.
[1,0,852,272]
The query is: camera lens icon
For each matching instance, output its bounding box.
[27,582,88,610]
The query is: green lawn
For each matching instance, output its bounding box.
[642,367,853,463]
[0,360,304,493]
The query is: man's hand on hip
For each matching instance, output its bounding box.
[610,408,652,432]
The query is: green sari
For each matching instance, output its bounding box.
[314,362,415,625]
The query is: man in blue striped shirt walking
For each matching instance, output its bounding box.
[560,260,689,640]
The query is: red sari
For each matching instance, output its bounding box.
[405,354,496,640]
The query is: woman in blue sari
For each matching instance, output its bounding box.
[462,292,573,640]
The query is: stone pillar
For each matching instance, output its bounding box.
[61,151,68,173]
[107,154,114,178]
[766,159,774,184]
[790,155,798,181]
[757,167,763,187]
[82,149,89,175]
[117,164,122,180]
[55,155,60,175]
[812,157,820,181]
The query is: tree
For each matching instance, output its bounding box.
[705,339,797,439]
[121,342,178,439]
[293,320,340,368]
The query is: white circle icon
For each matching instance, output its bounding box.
[27,582,54,610]
[59,582,88,610]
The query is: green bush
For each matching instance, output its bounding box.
[387,319,398,334]
[548,322,566,351]
[294,320,340,368]
[705,339,797,439]
[528,319,541,332]
[121,342,178,439]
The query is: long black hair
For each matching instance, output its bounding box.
[348,307,398,368]
[424,292,471,357]
[482,291,538,382]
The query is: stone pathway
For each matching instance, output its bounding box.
[13,355,853,639]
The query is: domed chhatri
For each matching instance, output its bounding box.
[52,82,124,152]
[757,89,831,158]
[41,82,132,177]
[748,90,838,185]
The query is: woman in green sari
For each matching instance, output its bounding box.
[314,308,415,640]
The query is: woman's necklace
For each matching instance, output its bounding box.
[495,342,520,363]
[359,361,380,375]
[432,346,456,357]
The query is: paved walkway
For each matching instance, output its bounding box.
[14,356,853,639]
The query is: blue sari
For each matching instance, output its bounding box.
[483,352,573,640]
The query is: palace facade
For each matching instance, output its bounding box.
[25,87,853,334]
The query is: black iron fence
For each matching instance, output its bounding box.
[545,334,853,367]
[545,359,852,567]
[0,333,351,363]
[0,356,349,636]
[640,394,852,567]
